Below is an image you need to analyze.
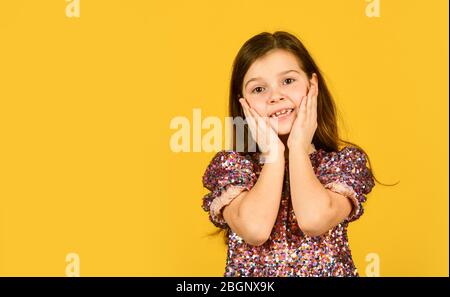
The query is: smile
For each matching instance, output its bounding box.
[269,108,294,119]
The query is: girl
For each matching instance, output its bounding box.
[202,31,379,277]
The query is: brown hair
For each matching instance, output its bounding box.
[209,31,398,244]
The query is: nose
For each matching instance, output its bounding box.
[268,92,286,104]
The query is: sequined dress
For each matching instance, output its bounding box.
[201,146,375,277]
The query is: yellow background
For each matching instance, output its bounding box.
[0,0,448,276]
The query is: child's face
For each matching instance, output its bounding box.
[242,49,312,135]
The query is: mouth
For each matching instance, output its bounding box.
[269,108,294,120]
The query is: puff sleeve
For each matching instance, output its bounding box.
[201,150,257,229]
[317,146,375,223]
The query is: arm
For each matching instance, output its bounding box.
[289,148,352,237]
[222,149,285,246]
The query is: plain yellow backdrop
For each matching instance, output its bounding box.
[0,0,448,276]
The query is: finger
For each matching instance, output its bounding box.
[240,99,274,145]
[246,105,266,128]
[239,98,254,116]
[312,86,318,107]
[240,99,253,120]
[247,105,258,118]
[307,83,314,98]
[243,102,263,129]
[312,88,318,122]
[239,99,257,132]
[264,114,271,127]
[239,98,250,112]
[300,93,308,114]
[297,95,305,112]
[253,111,275,151]
[248,107,274,147]
[241,103,250,119]
[241,98,259,117]
[245,109,257,130]
[248,107,265,134]
[307,85,315,114]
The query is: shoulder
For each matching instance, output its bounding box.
[316,146,368,164]
[337,146,370,168]
[204,150,258,175]
[202,150,258,191]
[330,146,369,163]
[207,150,255,168]
[314,146,371,177]
[316,146,375,195]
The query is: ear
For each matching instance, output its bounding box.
[310,73,318,87]
[310,73,319,95]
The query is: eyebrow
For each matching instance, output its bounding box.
[244,69,300,89]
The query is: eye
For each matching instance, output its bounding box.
[283,78,296,85]
[252,86,265,94]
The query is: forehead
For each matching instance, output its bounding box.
[244,49,303,80]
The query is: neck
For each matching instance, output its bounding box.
[279,134,290,160]
[279,134,315,161]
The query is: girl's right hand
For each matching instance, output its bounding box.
[239,98,285,163]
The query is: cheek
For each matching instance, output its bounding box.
[246,99,267,116]
[289,84,309,107]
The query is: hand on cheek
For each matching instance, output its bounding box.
[239,98,285,162]
[287,77,318,152]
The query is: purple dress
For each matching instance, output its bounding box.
[201,146,375,277]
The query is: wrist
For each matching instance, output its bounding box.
[259,146,285,164]
[288,144,308,155]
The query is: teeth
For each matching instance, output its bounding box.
[271,109,293,118]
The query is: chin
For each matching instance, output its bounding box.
[277,129,291,136]
[274,124,293,135]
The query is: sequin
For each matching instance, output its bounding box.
[201,146,375,277]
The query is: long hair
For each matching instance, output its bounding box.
[211,31,397,245]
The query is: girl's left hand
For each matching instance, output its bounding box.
[287,76,318,153]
